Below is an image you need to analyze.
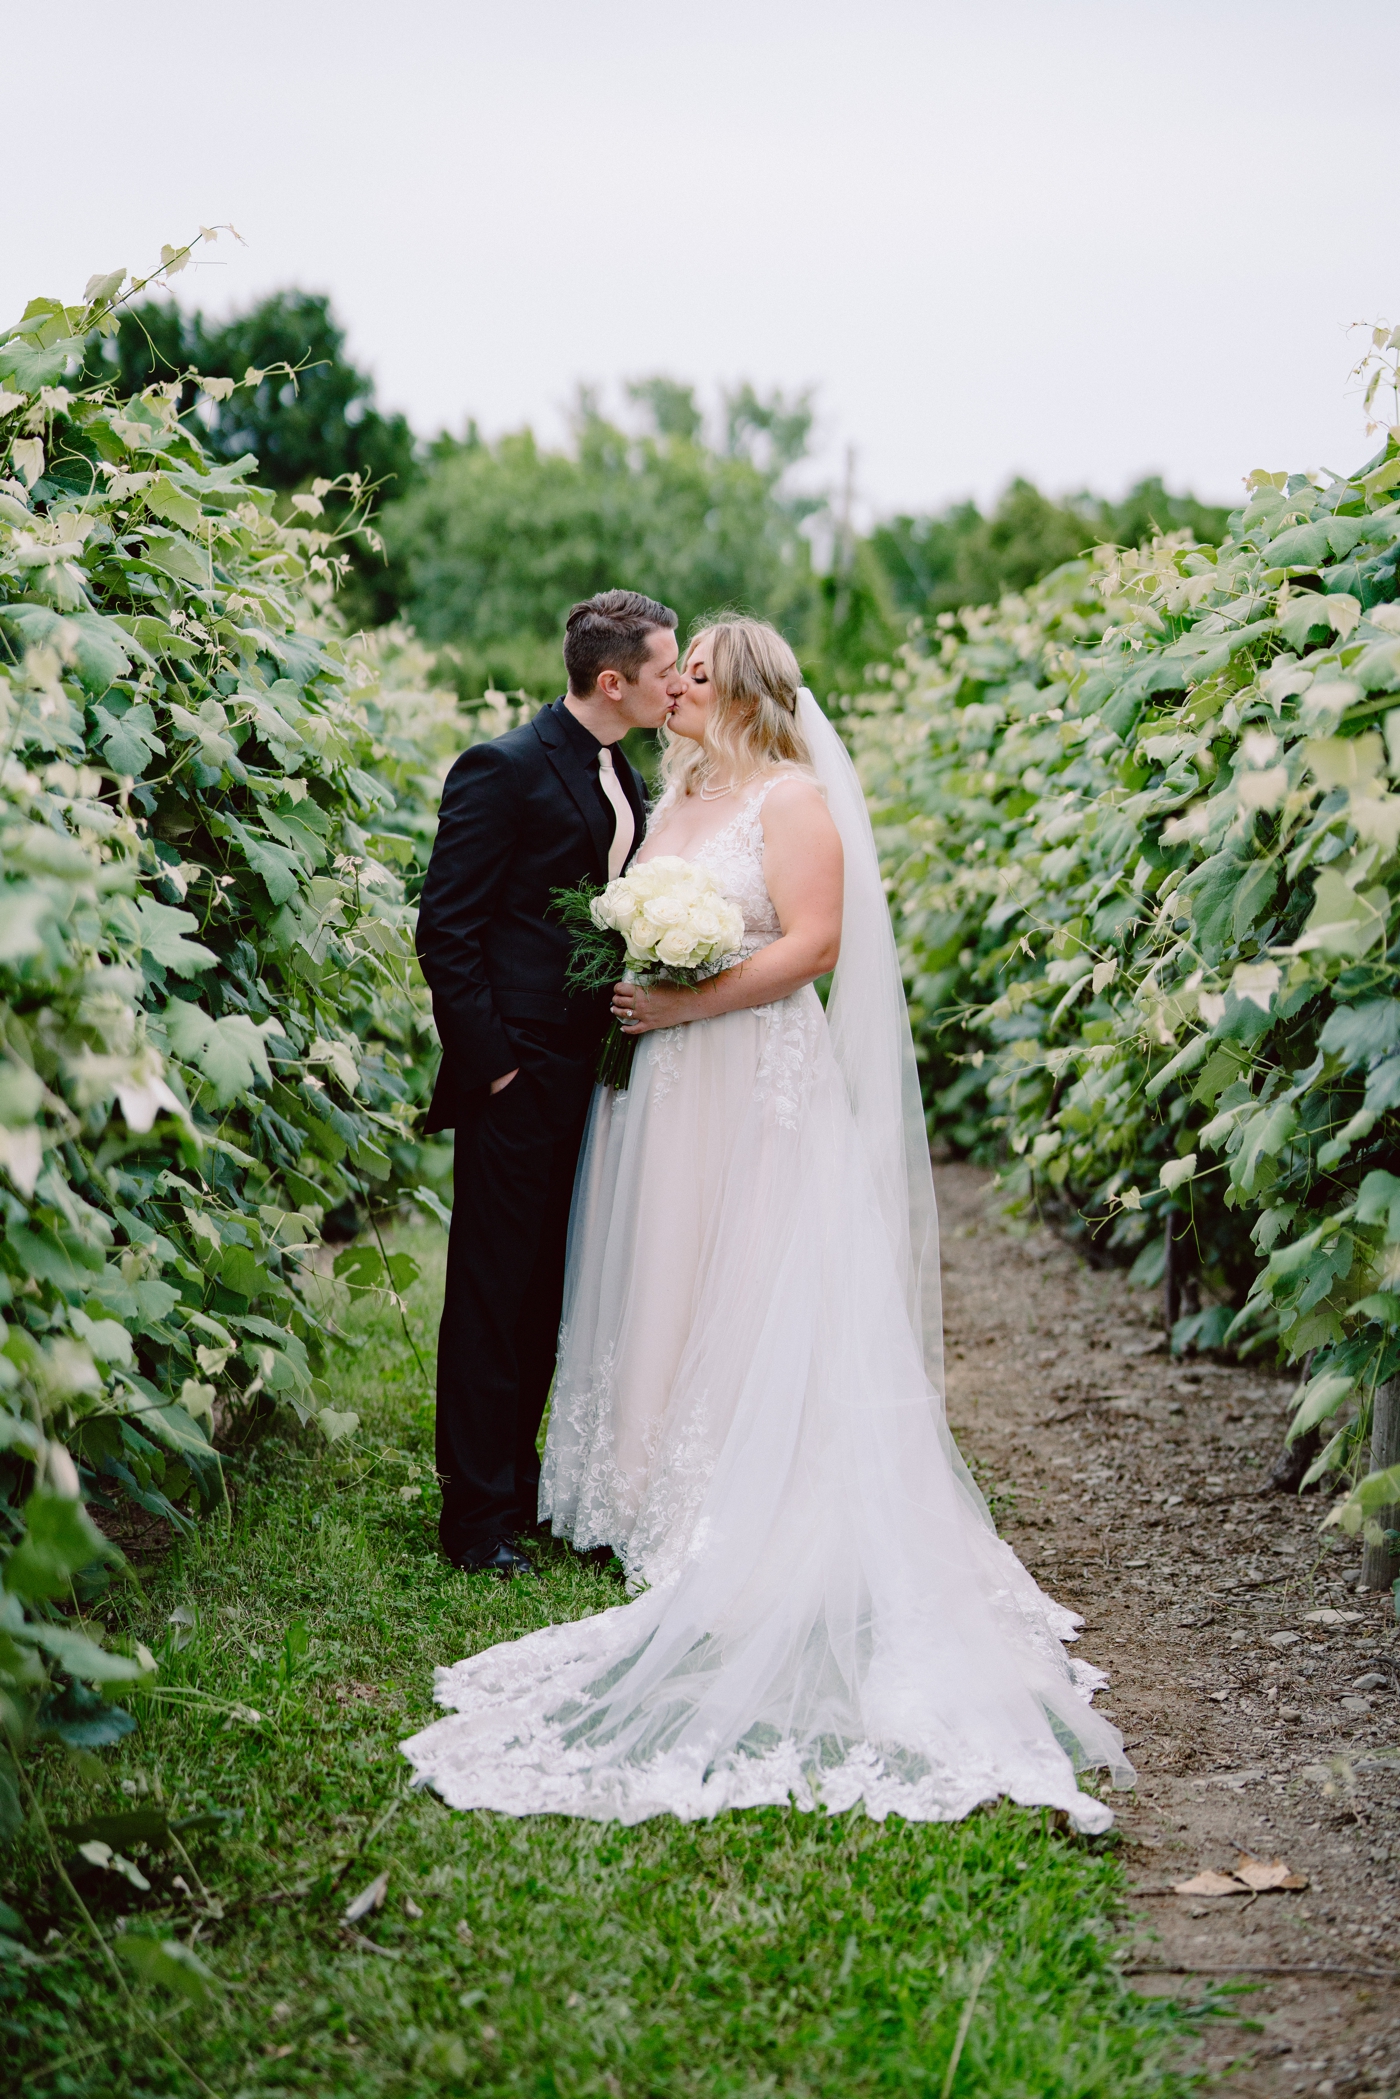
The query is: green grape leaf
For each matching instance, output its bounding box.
[412,1185,453,1229]
[1356,1171,1400,1239]
[1296,870,1388,957]
[6,1224,104,1291]
[0,334,86,391]
[57,1807,173,1848]
[36,1680,137,1749]
[163,1004,278,1105]
[0,605,137,691]
[143,477,203,533]
[386,1251,420,1293]
[132,1278,181,1327]
[1319,1000,1400,1070]
[116,1934,220,2005]
[1287,1370,1356,1443]
[20,1623,144,1682]
[333,1244,384,1293]
[1266,520,1335,567]
[1230,859,1278,943]
[217,1245,269,1301]
[3,1492,113,1601]
[133,899,216,975]
[220,813,304,906]
[138,528,209,588]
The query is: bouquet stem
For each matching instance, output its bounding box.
[596,967,640,1091]
[595,1018,638,1092]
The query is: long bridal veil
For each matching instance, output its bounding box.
[795,688,984,1520]
[402,691,1132,1831]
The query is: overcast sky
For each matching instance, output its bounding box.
[9,0,1399,523]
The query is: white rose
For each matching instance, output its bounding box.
[601,858,744,969]
[656,927,699,967]
[627,856,687,900]
[591,884,639,932]
[713,903,745,952]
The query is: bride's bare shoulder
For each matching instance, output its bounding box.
[759,768,826,822]
[757,766,829,817]
[756,770,840,869]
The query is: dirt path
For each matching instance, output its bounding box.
[936,1162,1400,2098]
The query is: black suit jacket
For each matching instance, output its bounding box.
[417,699,648,1130]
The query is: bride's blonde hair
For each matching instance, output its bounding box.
[662,618,813,795]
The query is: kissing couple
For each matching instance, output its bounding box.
[403,590,1129,1828]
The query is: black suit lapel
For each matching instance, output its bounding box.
[533,705,610,882]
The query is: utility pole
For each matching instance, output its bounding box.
[831,444,856,635]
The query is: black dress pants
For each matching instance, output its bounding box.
[435,1025,597,1562]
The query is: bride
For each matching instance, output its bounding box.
[402,619,1130,1830]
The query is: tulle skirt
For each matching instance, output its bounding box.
[402,991,1131,1829]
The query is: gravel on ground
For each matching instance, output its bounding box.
[937,1161,1400,2099]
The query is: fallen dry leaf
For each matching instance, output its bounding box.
[404,1896,424,1919]
[342,1869,390,1925]
[346,1931,402,1960]
[1172,1870,1250,1898]
[1233,1852,1308,1892]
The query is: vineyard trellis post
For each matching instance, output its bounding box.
[1361,1378,1400,1593]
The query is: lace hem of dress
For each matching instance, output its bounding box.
[400,1543,1124,1839]
[402,1658,1115,1834]
[404,1727,1114,1832]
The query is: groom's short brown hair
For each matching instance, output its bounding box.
[564,589,678,695]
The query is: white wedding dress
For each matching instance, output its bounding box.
[402,694,1130,1831]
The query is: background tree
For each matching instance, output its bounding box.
[868,477,1233,639]
[79,287,1232,702]
[82,291,419,624]
[1093,475,1233,553]
[380,382,821,701]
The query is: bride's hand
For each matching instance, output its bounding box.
[611,981,689,1034]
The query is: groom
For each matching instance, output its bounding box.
[417,589,682,1575]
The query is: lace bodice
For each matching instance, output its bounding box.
[643,779,784,957]
[629,775,815,1125]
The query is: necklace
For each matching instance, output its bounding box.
[698,769,761,801]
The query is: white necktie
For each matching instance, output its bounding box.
[598,747,635,880]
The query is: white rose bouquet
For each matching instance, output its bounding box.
[552,858,745,1089]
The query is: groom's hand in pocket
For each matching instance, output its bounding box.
[490,1068,519,1094]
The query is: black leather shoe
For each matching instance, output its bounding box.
[454,1539,530,1579]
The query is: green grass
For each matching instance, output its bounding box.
[5,1226,1216,2096]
